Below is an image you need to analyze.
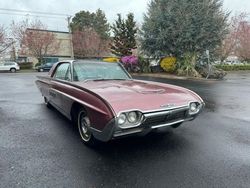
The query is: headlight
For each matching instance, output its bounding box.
[189,102,200,115]
[117,113,126,125]
[127,112,138,123]
[117,111,144,129]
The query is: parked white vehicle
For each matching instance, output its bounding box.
[0,62,20,73]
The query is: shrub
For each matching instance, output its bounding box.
[35,62,42,67]
[138,56,151,73]
[176,53,201,77]
[215,64,250,71]
[121,56,138,65]
[160,57,177,73]
[121,56,139,72]
[103,57,120,63]
[18,62,33,69]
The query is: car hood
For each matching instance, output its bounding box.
[74,80,201,114]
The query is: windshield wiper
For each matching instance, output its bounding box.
[83,78,129,82]
[93,78,129,81]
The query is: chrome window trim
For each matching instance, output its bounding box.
[53,62,72,81]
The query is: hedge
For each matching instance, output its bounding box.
[18,62,33,70]
[215,64,250,71]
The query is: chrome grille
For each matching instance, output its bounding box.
[143,110,187,126]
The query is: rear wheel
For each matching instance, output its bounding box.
[10,68,16,73]
[44,97,52,108]
[77,108,98,146]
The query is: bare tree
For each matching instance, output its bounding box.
[0,25,13,56]
[216,13,250,62]
[11,20,60,63]
[72,28,110,58]
[236,20,250,61]
[217,14,246,62]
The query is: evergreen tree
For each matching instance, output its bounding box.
[141,0,228,58]
[70,9,110,39]
[94,9,110,39]
[111,13,137,56]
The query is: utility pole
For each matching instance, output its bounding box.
[67,16,74,59]
[206,50,211,79]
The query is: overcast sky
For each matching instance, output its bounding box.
[0,0,250,32]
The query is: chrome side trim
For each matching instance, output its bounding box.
[50,88,108,115]
[51,79,116,116]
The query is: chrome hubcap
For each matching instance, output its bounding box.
[78,111,91,142]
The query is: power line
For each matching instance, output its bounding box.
[0,12,67,20]
[0,8,71,17]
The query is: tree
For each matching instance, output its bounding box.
[72,28,110,58]
[70,9,110,39]
[70,9,110,57]
[110,13,137,56]
[10,19,29,46]
[140,0,228,75]
[217,14,246,62]
[94,9,110,40]
[236,20,250,61]
[11,20,60,63]
[0,25,13,56]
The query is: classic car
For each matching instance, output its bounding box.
[36,60,205,146]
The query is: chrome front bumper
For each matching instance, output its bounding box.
[91,104,203,142]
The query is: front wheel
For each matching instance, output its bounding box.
[10,68,16,73]
[77,108,98,146]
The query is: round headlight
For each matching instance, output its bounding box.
[118,113,126,125]
[127,112,138,123]
[190,103,197,112]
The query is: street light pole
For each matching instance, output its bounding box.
[67,16,74,59]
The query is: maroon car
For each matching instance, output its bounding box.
[36,60,204,145]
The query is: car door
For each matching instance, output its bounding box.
[50,63,72,115]
[3,63,11,71]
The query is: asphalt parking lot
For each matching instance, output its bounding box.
[0,72,250,188]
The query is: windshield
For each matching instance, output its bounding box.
[73,61,131,81]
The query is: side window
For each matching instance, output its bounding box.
[54,63,71,81]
